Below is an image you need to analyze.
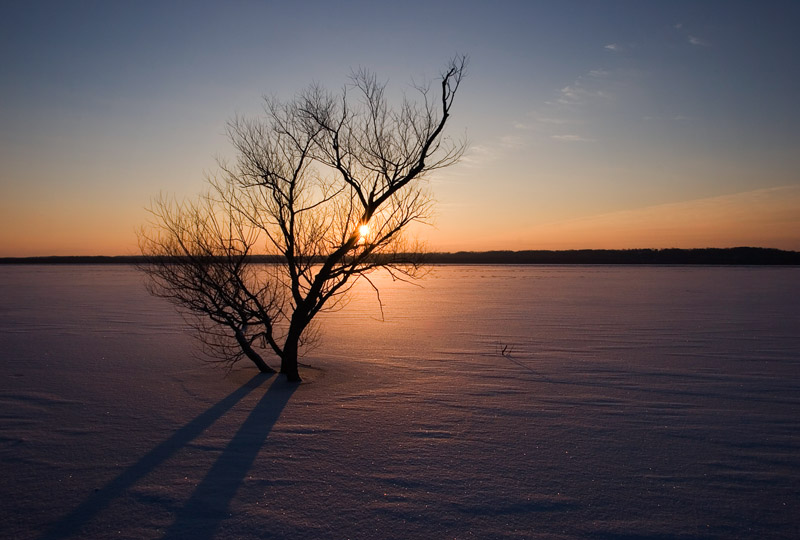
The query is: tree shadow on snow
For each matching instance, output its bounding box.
[39,374,295,540]
[160,376,296,539]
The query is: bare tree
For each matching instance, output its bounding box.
[138,56,466,382]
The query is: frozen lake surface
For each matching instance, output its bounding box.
[1,264,799,539]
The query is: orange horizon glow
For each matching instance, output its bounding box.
[3,185,799,258]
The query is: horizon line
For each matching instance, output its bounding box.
[2,247,798,266]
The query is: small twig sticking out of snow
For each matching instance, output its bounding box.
[494,341,553,382]
[495,341,515,358]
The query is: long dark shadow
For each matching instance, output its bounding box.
[39,374,270,540]
[161,376,296,540]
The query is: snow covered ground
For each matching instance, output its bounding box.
[1,264,799,539]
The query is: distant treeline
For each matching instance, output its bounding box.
[2,248,799,265]
[423,248,800,265]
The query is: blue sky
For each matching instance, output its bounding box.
[2,1,799,255]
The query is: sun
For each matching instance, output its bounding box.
[356,224,370,246]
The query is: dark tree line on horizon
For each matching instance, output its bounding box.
[426,247,800,265]
[4,247,799,266]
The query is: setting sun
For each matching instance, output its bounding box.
[358,224,370,239]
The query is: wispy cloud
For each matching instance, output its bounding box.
[550,134,594,142]
[459,144,497,167]
[674,22,710,47]
[688,35,709,47]
[500,135,524,148]
[537,67,623,142]
[604,43,621,52]
[455,133,531,172]
[557,85,583,105]
[516,115,574,133]
[550,65,620,109]
[643,114,690,122]
[556,84,608,106]
[535,117,569,125]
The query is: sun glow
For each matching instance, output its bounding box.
[356,224,371,246]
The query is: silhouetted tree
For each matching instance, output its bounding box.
[138,57,466,381]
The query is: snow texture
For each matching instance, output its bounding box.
[1,265,799,539]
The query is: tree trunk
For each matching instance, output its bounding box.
[234,329,276,374]
[280,320,304,382]
[280,343,301,382]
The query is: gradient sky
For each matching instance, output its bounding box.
[2,0,799,256]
